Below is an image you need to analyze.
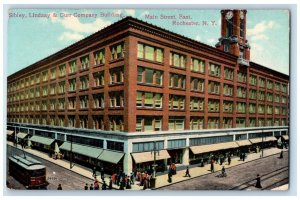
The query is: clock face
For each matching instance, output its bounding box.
[240,11,244,19]
[226,11,233,20]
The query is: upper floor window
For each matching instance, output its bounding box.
[93,94,105,109]
[58,81,66,93]
[190,97,204,111]
[267,93,273,102]
[169,73,186,89]
[223,101,233,113]
[237,86,246,98]
[249,89,257,100]
[208,63,221,77]
[250,75,257,86]
[111,42,125,61]
[80,76,89,90]
[258,91,265,101]
[281,84,288,93]
[94,49,105,65]
[68,97,76,110]
[109,92,124,108]
[80,55,90,70]
[50,68,56,79]
[275,82,281,91]
[42,71,48,82]
[137,67,162,86]
[110,67,124,84]
[36,73,40,84]
[224,67,234,80]
[223,83,233,96]
[58,98,65,110]
[69,78,76,92]
[169,52,186,68]
[59,64,66,77]
[208,81,220,95]
[168,117,185,131]
[169,95,185,110]
[93,72,105,87]
[190,57,205,73]
[267,80,273,90]
[237,71,247,83]
[190,77,204,92]
[208,99,220,112]
[79,95,89,109]
[136,117,162,132]
[109,116,124,131]
[69,60,77,74]
[137,43,163,63]
[259,78,266,88]
[258,104,265,114]
[236,102,246,113]
[50,84,56,95]
[249,103,256,114]
[136,91,162,109]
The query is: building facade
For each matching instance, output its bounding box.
[7,10,289,175]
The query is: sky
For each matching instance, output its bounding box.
[7,9,290,75]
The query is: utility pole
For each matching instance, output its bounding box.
[151,141,159,178]
[70,132,73,169]
[261,132,264,158]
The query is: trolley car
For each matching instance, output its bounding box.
[8,155,47,189]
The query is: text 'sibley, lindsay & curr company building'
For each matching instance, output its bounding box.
[7,10,289,175]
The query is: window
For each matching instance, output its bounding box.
[236,102,246,113]
[92,116,104,130]
[137,43,163,63]
[190,136,233,146]
[169,95,185,110]
[137,67,163,86]
[50,84,56,95]
[250,75,257,86]
[58,98,65,110]
[79,96,88,109]
[274,94,280,103]
[208,99,220,112]
[59,64,66,77]
[236,118,246,128]
[68,116,76,127]
[249,89,257,100]
[106,141,124,152]
[190,57,205,73]
[237,86,246,98]
[281,96,287,104]
[80,76,89,90]
[248,103,256,114]
[109,116,124,131]
[42,71,48,82]
[281,119,287,126]
[109,91,124,108]
[36,73,40,84]
[275,82,281,91]
[50,68,56,79]
[267,105,273,114]
[222,118,233,128]
[208,63,221,77]
[190,97,204,111]
[258,104,265,114]
[94,49,105,65]
[224,67,234,80]
[223,84,233,96]
[249,118,256,127]
[80,55,90,70]
[274,106,280,115]
[267,80,273,90]
[190,117,204,130]
[136,91,162,108]
[132,141,164,153]
[58,81,65,93]
[93,94,105,108]
[266,118,273,126]
[35,87,40,97]
[69,78,77,92]
[267,93,273,102]
[258,91,265,101]
[282,107,287,115]
[259,78,266,88]
[69,60,77,74]
[168,139,186,149]
[42,101,47,111]
[135,117,162,132]
[35,102,40,111]
[208,81,220,94]
[50,99,56,110]
[79,115,88,128]
[111,42,125,60]
[207,117,219,129]
[170,52,186,68]
[68,97,76,110]
[237,72,247,83]
[93,72,105,87]
[169,73,186,89]
[30,76,35,85]
[281,84,288,93]
[168,117,185,131]
[58,116,65,127]
[110,67,124,84]
[223,101,233,113]
[190,77,204,92]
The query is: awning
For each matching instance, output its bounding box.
[7,130,14,136]
[282,135,289,140]
[249,136,277,144]
[30,135,55,146]
[190,141,239,154]
[98,150,124,164]
[131,150,171,164]
[235,140,252,147]
[59,142,103,159]
[17,132,28,139]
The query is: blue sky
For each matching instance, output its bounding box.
[7,9,289,75]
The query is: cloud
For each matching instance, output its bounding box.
[58,32,85,41]
[248,20,276,36]
[250,34,269,41]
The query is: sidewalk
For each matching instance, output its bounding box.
[7,141,287,190]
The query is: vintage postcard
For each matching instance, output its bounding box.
[5,8,289,191]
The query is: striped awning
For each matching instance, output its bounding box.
[190,141,239,155]
[131,150,171,164]
[17,132,28,139]
[282,135,289,140]
[7,130,14,136]
[235,140,252,147]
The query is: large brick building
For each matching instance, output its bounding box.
[7,10,289,174]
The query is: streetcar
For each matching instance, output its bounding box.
[8,155,47,189]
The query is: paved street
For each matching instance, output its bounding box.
[158,151,289,190]
[7,145,97,190]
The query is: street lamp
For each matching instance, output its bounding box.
[151,141,160,178]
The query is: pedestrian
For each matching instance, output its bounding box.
[130,172,134,185]
[84,183,88,190]
[220,155,224,165]
[102,181,107,190]
[200,159,204,167]
[89,183,94,190]
[100,167,105,181]
[184,166,191,177]
[255,174,262,188]
[240,153,242,160]
[228,156,231,165]
[279,150,283,159]
[57,183,62,190]
[221,166,226,177]
[242,153,245,161]
[108,176,113,190]
[94,179,99,190]
[92,166,97,178]
[210,160,214,173]
[168,171,172,183]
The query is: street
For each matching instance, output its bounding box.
[6,145,98,190]
[158,151,289,190]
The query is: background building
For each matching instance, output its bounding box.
[7,10,289,175]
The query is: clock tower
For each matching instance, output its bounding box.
[215,10,250,66]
